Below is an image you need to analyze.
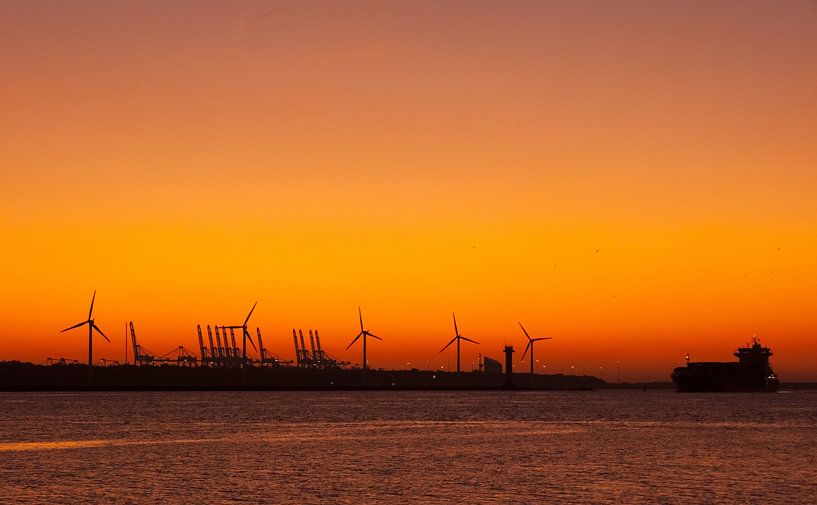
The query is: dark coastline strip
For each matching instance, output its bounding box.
[0,385,600,392]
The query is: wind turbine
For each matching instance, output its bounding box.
[519,322,552,375]
[345,306,382,370]
[439,313,478,373]
[227,302,258,366]
[60,290,110,372]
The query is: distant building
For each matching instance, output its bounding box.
[483,356,502,374]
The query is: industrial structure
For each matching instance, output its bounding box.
[159,346,198,367]
[59,290,110,376]
[519,322,552,375]
[504,346,514,388]
[293,329,345,368]
[439,313,479,373]
[226,303,258,367]
[51,294,584,386]
[483,355,502,374]
[257,328,289,366]
[45,357,79,366]
[196,325,238,367]
[53,297,497,375]
[129,321,158,366]
[345,307,382,370]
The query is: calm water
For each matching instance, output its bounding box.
[1,390,815,504]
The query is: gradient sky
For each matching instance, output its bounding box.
[1,1,816,381]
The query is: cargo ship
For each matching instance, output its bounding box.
[671,338,779,392]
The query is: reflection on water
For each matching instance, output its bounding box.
[0,440,108,452]
[1,391,816,503]
[0,437,225,453]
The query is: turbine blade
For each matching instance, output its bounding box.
[453,313,459,337]
[366,332,383,341]
[534,337,553,342]
[346,332,362,351]
[358,306,364,332]
[244,328,257,352]
[460,336,479,345]
[521,340,532,360]
[88,290,96,319]
[92,324,110,343]
[244,301,258,326]
[518,322,532,341]
[61,320,88,332]
[439,336,457,353]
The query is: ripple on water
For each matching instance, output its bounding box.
[0,390,816,504]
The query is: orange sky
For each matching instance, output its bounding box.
[1,1,816,381]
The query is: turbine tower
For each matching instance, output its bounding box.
[345,306,382,370]
[519,322,552,374]
[227,302,257,366]
[60,290,110,374]
[440,313,478,373]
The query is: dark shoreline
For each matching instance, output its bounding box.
[0,361,605,392]
[0,385,601,392]
[3,362,813,392]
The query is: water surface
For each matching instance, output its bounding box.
[1,390,815,503]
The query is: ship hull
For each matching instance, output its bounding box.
[671,366,779,392]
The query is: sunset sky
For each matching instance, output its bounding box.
[1,1,816,381]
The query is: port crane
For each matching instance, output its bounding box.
[293,328,346,368]
[160,346,198,367]
[45,357,79,366]
[197,325,211,366]
[129,322,158,366]
[256,328,286,366]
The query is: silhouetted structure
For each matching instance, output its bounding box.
[0,360,606,391]
[289,328,332,368]
[225,326,239,367]
[504,346,514,388]
[197,325,210,366]
[160,346,198,367]
[60,290,110,380]
[519,322,552,375]
[45,357,79,366]
[294,329,310,367]
[41,297,625,391]
[345,307,382,370]
[225,302,258,367]
[129,322,157,366]
[214,325,226,365]
[483,356,502,374]
[204,325,218,366]
[439,313,479,373]
[671,337,779,392]
[257,328,286,366]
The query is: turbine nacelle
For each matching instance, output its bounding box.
[60,290,110,343]
[59,290,110,369]
[439,313,479,373]
[439,313,479,353]
[346,306,382,369]
[227,301,258,353]
[518,322,552,364]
